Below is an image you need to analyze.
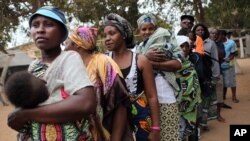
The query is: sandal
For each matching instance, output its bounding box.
[222,103,232,109]
[217,116,226,123]
[232,98,239,103]
[202,126,210,132]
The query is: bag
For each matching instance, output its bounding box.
[216,42,226,64]
[221,62,230,70]
[189,53,212,82]
[201,81,214,97]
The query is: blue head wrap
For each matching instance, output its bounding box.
[137,13,157,29]
[29,6,68,41]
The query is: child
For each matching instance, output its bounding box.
[4,71,49,108]
[176,36,201,140]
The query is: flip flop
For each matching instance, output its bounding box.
[217,117,226,123]
[232,98,239,103]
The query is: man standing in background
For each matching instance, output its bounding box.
[219,30,239,103]
[177,15,195,36]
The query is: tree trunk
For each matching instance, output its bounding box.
[193,0,206,24]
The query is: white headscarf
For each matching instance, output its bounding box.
[176,35,189,47]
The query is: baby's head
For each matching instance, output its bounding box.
[4,71,49,108]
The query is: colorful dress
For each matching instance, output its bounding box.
[137,27,184,141]
[19,51,94,141]
[177,58,201,123]
[85,53,131,141]
[110,52,151,141]
[177,58,201,139]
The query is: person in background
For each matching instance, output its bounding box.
[7,6,97,141]
[64,26,133,141]
[193,23,220,131]
[104,13,160,141]
[177,15,195,36]
[136,13,184,141]
[226,31,233,39]
[209,28,232,122]
[187,30,205,56]
[218,30,239,103]
[177,15,204,55]
[176,36,202,141]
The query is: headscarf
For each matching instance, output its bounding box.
[69,26,98,50]
[176,35,189,47]
[137,13,157,29]
[29,6,68,41]
[104,13,134,49]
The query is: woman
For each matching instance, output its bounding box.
[7,6,97,141]
[64,26,133,141]
[192,23,220,131]
[176,36,202,140]
[104,13,160,141]
[136,13,184,141]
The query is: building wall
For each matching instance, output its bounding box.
[13,42,41,59]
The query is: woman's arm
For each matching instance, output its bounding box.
[150,59,182,71]
[145,48,182,71]
[138,55,160,140]
[109,76,130,141]
[145,48,167,62]
[98,57,130,141]
[111,104,127,141]
[8,86,96,131]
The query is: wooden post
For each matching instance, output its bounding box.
[235,59,243,74]
[239,37,244,58]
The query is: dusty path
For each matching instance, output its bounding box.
[1,58,250,141]
[200,58,250,141]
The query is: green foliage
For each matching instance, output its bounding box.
[171,0,194,14]
[4,0,249,52]
[0,0,39,52]
[1,0,174,50]
[205,0,250,29]
[0,0,142,50]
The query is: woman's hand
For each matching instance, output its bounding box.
[8,108,29,132]
[145,48,167,62]
[223,58,231,62]
[148,130,160,141]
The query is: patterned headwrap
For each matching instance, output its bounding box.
[69,26,98,50]
[137,13,157,29]
[104,13,135,49]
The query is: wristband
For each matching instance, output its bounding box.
[151,126,161,131]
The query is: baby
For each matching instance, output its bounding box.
[4,71,49,108]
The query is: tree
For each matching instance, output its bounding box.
[205,0,250,29]
[165,0,207,24]
[1,0,175,50]
[140,0,207,23]
[0,0,43,52]
[1,0,142,51]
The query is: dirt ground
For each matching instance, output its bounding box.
[1,58,250,141]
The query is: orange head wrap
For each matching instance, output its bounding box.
[69,26,98,50]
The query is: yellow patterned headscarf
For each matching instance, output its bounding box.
[69,26,98,50]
